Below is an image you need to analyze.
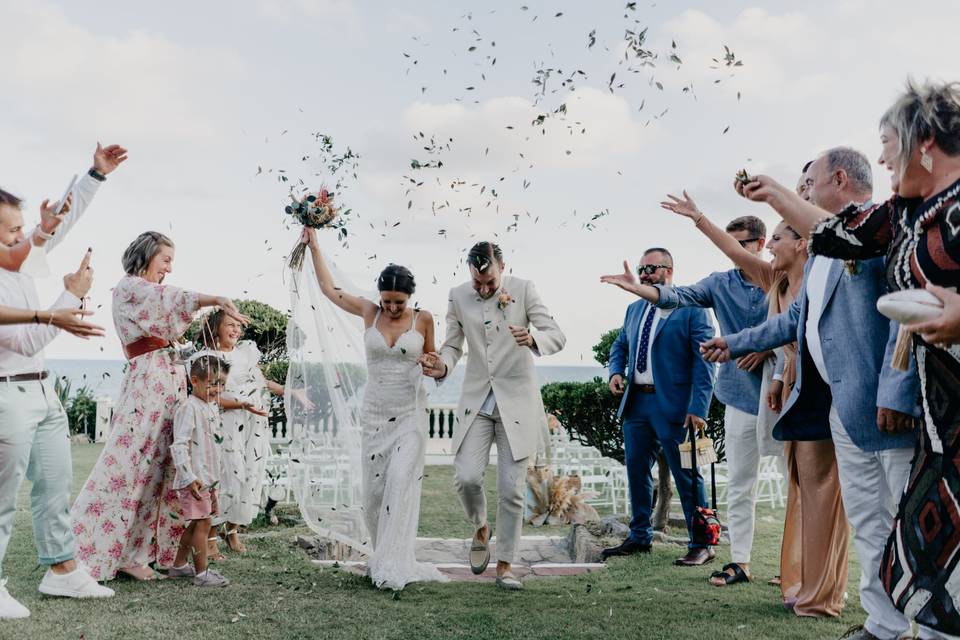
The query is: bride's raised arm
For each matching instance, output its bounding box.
[302,227,377,319]
[660,190,775,292]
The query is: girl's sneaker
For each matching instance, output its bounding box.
[193,569,229,588]
[167,564,196,579]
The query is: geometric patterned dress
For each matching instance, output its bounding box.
[810,179,960,635]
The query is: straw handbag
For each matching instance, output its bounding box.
[679,425,717,468]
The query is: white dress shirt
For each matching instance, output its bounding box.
[171,395,223,490]
[0,173,100,376]
[633,305,665,386]
[804,255,832,383]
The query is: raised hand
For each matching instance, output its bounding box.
[63,249,94,299]
[93,142,129,175]
[699,336,732,363]
[659,190,702,220]
[418,352,446,379]
[50,308,106,338]
[906,284,960,347]
[600,260,640,294]
[300,227,319,249]
[216,297,251,325]
[733,174,786,206]
[39,193,72,236]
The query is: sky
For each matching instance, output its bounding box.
[1,0,958,365]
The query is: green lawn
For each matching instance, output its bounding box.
[1,444,866,639]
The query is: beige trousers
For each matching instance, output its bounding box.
[453,408,528,564]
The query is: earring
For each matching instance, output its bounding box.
[921,147,934,173]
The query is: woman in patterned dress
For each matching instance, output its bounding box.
[734,80,960,638]
[70,232,248,581]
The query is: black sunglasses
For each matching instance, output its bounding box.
[737,238,763,247]
[637,264,670,275]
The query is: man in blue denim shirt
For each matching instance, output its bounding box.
[602,216,772,586]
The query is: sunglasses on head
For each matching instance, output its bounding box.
[737,238,762,247]
[637,264,670,275]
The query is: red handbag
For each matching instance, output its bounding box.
[687,420,722,547]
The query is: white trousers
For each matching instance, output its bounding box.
[829,406,913,639]
[723,405,765,564]
[453,409,528,564]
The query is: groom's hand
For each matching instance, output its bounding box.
[508,325,535,348]
[419,352,447,379]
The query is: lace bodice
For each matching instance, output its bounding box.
[361,311,426,420]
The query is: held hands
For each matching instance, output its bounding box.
[508,325,535,348]
[699,336,732,363]
[600,260,641,295]
[188,480,203,501]
[660,190,702,221]
[93,142,129,175]
[39,193,72,236]
[767,380,784,413]
[906,284,960,347]
[63,249,94,299]
[736,350,773,372]
[877,407,916,434]
[418,352,447,379]
[609,374,625,396]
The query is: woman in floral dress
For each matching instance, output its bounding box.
[70,231,248,581]
[735,80,960,638]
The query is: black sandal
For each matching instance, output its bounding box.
[709,562,751,586]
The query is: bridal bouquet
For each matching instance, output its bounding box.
[284,187,340,271]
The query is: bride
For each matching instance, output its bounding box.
[300,228,447,590]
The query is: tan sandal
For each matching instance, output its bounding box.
[117,565,160,581]
[207,537,224,561]
[221,528,247,553]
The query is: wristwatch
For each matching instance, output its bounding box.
[88,167,106,182]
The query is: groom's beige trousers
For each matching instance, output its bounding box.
[453,407,528,564]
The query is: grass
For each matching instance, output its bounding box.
[1,444,866,639]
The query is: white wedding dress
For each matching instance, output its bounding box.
[360,309,447,590]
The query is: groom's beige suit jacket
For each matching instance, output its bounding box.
[438,276,566,461]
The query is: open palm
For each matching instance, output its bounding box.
[600,260,639,292]
[659,190,701,220]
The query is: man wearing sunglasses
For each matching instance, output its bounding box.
[602,247,716,566]
[601,216,772,578]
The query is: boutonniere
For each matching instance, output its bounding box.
[497,291,513,311]
[844,259,861,276]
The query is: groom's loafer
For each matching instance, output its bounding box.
[495,572,523,591]
[469,540,490,575]
[673,547,715,567]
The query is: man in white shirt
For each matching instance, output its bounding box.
[0,143,127,619]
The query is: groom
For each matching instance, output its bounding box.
[421,241,565,590]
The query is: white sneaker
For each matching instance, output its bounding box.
[38,565,114,599]
[0,580,30,619]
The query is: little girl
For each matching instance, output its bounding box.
[168,353,231,587]
[200,309,310,555]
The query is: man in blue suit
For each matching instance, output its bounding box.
[602,247,717,566]
[702,147,920,640]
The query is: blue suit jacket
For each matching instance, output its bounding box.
[726,257,920,450]
[608,300,716,423]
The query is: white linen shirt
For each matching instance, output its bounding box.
[171,395,223,490]
[0,173,101,376]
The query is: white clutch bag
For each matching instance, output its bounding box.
[876,289,943,325]
[877,289,944,371]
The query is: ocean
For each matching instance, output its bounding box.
[46,359,606,405]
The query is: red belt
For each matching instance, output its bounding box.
[123,336,171,360]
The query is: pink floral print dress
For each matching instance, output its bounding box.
[70,275,199,580]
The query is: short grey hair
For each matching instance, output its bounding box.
[122,231,174,276]
[880,79,960,180]
[824,146,873,195]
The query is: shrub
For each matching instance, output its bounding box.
[66,386,97,437]
[541,378,624,463]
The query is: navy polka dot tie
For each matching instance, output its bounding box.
[636,305,656,374]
